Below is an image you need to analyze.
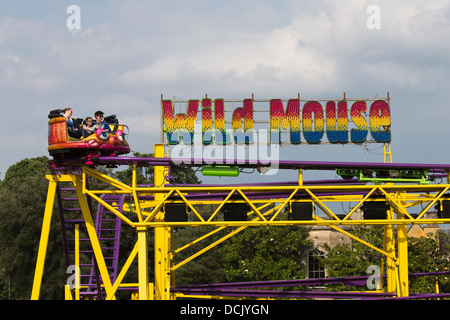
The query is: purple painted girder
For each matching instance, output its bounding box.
[173,271,450,300]
[87,194,124,294]
[95,156,450,171]
[175,271,450,290]
[175,276,371,290]
[174,288,396,299]
[173,288,450,300]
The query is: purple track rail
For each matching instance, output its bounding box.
[173,271,450,300]
[55,155,450,172]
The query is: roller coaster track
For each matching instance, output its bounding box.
[36,153,450,300]
[54,155,450,171]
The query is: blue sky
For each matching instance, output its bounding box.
[1,0,450,184]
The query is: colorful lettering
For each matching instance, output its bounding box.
[161,95,391,146]
[201,98,213,144]
[214,99,231,144]
[302,101,324,144]
[350,100,369,143]
[369,100,391,143]
[162,99,199,144]
[269,99,301,144]
[232,99,254,144]
[326,101,349,143]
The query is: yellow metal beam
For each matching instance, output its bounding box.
[385,209,397,294]
[416,187,449,219]
[269,188,299,222]
[174,203,275,255]
[132,218,450,228]
[207,189,237,222]
[31,179,57,300]
[342,187,378,220]
[305,188,340,220]
[74,176,115,299]
[85,189,135,226]
[74,223,80,300]
[83,166,132,192]
[171,203,285,272]
[106,241,139,300]
[143,189,175,223]
[397,192,409,297]
[236,189,268,221]
[137,227,149,300]
[173,189,205,222]
[154,143,171,300]
[314,215,395,260]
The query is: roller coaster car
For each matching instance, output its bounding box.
[48,112,130,160]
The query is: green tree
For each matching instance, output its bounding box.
[322,225,384,276]
[2,156,49,188]
[0,156,66,299]
[173,226,229,285]
[408,231,450,293]
[320,225,386,291]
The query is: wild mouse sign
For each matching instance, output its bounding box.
[161,94,391,146]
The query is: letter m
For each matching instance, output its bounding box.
[270,99,301,144]
[162,100,199,144]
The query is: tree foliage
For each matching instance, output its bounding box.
[173,226,229,285]
[408,231,450,293]
[322,225,384,279]
[0,156,65,299]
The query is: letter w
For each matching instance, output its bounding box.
[162,100,199,144]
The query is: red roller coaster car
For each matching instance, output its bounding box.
[48,111,130,160]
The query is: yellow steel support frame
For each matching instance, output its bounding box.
[396,191,409,297]
[137,226,149,299]
[384,143,393,164]
[384,209,397,294]
[32,145,450,300]
[75,174,116,298]
[31,174,120,300]
[74,223,81,300]
[31,178,57,300]
[153,144,171,300]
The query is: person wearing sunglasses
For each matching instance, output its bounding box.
[94,110,111,131]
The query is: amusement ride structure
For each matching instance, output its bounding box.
[31,94,450,300]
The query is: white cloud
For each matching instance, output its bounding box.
[118,20,337,94]
[121,113,161,136]
[363,62,421,87]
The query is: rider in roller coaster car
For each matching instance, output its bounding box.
[47,108,130,158]
[63,107,83,139]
